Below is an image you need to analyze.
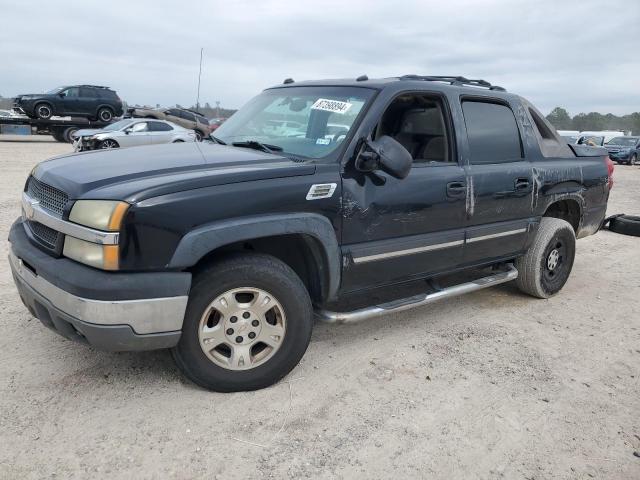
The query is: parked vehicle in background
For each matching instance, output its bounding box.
[576,131,625,146]
[557,130,580,144]
[13,85,123,122]
[129,107,210,141]
[72,118,196,151]
[605,136,640,165]
[209,118,227,131]
[9,75,612,392]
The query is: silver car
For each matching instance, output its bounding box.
[72,118,196,151]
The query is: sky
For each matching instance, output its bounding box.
[1,0,639,115]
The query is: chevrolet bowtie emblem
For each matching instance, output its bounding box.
[24,198,39,220]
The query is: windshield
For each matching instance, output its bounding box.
[45,87,65,94]
[103,119,133,131]
[213,86,375,159]
[606,137,638,146]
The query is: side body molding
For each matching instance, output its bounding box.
[168,213,342,300]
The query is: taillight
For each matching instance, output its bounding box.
[605,156,614,190]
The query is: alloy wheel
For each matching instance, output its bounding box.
[198,287,286,370]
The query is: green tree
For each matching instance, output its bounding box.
[546,107,573,130]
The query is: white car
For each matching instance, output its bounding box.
[72,118,196,151]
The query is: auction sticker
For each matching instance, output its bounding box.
[311,98,352,114]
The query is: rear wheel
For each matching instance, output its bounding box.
[34,103,53,120]
[194,130,204,142]
[515,217,576,298]
[97,107,114,123]
[98,139,119,149]
[172,253,313,392]
[51,129,65,142]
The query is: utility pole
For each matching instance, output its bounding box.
[216,100,220,118]
[196,47,203,110]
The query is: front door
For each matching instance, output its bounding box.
[120,121,152,147]
[340,93,467,293]
[60,87,81,115]
[458,98,534,265]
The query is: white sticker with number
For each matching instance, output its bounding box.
[311,98,352,114]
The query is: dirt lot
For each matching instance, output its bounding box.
[0,135,639,480]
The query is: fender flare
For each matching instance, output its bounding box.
[168,213,342,300]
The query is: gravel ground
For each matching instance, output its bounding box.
[1,135,639,480]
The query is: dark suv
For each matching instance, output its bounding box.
[9,75,612,392]
[13,85,123,122]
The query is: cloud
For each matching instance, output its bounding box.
[1,0,638,114]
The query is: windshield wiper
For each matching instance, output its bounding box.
[231,140,283,154]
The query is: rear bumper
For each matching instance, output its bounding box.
[8,219,191,351]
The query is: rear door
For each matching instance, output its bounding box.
[459,98,534,265]
[79,87,99,116]
[148,121,174,144]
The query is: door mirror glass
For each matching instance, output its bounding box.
[355,136,412,179]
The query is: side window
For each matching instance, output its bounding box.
[148,121,173,132]
[166,109,181,117]
[63,87,80,98]
[462,100,522,164]
[131,122,148,133]
[374,94,452,163]
[80,87,95,97]
[181,111,196,122]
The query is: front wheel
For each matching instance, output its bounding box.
[629,154,637,166]
[172,253,313,392]
[515,217,576,298]
[34,103,53,119]
[98,139,119,149]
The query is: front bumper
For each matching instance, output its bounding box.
[9,219,191,351]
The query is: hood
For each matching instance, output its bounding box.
[32,142,315,202]
[73,128,107,138]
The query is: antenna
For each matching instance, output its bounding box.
[196,47,204,109]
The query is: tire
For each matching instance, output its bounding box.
[34,103,53,120]
[172,253,313,392]
[62,127,78,143]
[629,154,637,166]
[194,130,204,142]
[98,139,119,149]
[607,215,640,237]
[515,217,576,299]
[97,107,114,123]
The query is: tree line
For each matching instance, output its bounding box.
[546,107,640,135]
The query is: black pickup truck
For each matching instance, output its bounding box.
[9,75,613,392]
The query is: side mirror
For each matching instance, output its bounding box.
[124,128,131,135]
[58,93,65,97]
[354,136,412,179]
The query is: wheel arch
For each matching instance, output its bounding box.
[169,213,341,303]
[541,196,583,233]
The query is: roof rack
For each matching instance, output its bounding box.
[77,85,112,89]
[399,75,506,92]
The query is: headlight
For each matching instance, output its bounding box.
[69,200,129,231]
[63,237,119,270]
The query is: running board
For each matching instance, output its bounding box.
[315,264,518,324]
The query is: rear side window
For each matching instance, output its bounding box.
[181,111,196,122]
[80,87,95,97]
[148,121,173,131]
[462,100,522,164]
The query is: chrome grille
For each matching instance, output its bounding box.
[27,221,59,248]
[26,177,68,217]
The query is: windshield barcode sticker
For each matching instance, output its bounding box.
[311,99,352,114]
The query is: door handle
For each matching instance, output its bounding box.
[446,181,466,198]
[514,178,530,191]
